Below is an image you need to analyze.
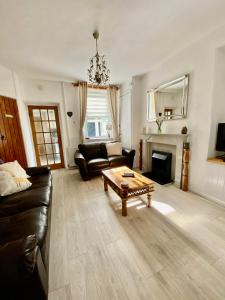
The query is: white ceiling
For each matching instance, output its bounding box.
[0,0,225,84]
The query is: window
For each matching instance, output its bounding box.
[85,88,111,138]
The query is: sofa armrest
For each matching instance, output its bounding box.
[0,235,46,299]
[0,235,38,284]
[25,166,51,177]
[74,150,89,180]
[75,150,86,163]
[122,148,134,156]
[122,148,136,169]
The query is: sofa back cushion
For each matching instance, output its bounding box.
[0,171,32,196]
[78,143,106,160]
[106,142,122,156]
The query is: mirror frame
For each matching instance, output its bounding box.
[147,74,189,122]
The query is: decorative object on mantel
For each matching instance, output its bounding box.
[181,142,190,191]
[106,124,112,138]
[87,30,110,85]
[155,112,164,133]
[67,111,73,118]
[181,126,188,134]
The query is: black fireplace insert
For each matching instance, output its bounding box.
[143,150,173,185]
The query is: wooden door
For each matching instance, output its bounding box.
[28,105,64,169]
[0,96,27,167]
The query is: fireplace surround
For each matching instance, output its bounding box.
[142,133,189,186]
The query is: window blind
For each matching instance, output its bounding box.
[86,89,110,118]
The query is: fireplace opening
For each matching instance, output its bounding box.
[143,150,173,185]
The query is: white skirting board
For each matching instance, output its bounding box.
[190,187,225,209]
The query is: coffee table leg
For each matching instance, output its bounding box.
[104,177,108,191]
[122,199,127,216]
[147,193,151,207]
[121,186,129,216]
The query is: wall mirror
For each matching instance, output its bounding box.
[147,74,189,121]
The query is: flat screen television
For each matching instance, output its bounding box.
[216,123,225,151]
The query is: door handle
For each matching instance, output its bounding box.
[0,134,5,141]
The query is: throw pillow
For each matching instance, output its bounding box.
[0,160,29,178]
[106,142,122,156]
[0,171,32,196]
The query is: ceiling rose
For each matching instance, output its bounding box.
[88,31,110,85]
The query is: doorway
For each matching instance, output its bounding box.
[28,105,64,169]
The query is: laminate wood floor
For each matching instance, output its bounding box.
[48,169,225,300]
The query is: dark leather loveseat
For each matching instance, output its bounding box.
[75,142,135,180]
[0,166,52,300]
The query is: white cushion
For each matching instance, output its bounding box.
[106,142,122,156]
[0,160,29,178]
[0,171,32,196]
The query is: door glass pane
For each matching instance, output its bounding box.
[51,132,58,143]
[42,122,50,132]
[33,110,41,121]
[47,154,54,165]
[44,133,51,143]
[38,145,46,155]
[54,154,61,164]
[52,143,59,153]
[46,144,53,154]
[48,110,55,120]
[40,155,47,166]
[41,110,48,120]
[34,122,42,132]
[49,121,56,132]
[36,133,44,144]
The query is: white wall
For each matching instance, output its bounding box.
[0,65,16,98]
[127,23,225,203]
[120,81,132,149]
[208,49,225,157]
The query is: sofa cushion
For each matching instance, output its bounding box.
[0,207,48,246]
[108,155,127,167]
[78,143,106,160]
[106,142,122,156]
[0,171,32,196]
[78,143,102,160]
[87,158,109,171]
[0,186,51,217]
[100,143,108,158]
[0,160,30,178]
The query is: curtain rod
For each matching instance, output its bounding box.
[72,83,119,90]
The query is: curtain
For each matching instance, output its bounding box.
[78,82,88,143]
[107,85,120,141]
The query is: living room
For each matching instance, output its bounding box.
[1,1,225,299]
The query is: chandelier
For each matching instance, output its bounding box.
[88,31,110,85]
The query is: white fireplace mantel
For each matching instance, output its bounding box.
[142,133,189,186]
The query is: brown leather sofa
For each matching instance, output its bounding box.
[0,165,52,300]
[75,142,135,180]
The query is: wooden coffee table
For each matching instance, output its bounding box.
[102,166,154,216]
